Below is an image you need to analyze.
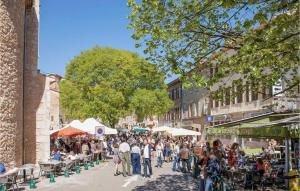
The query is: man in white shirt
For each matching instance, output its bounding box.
[142,139,152,178]
[119,138,131,177]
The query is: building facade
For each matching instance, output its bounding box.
[158,79,183,127]
[158,77,210,141]
[117,114,158,129]
[209,66,300,147]
[0,0,61,166]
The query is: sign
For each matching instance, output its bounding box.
[272,79,283,97]
[95,126,105,137]
[207,115,213,122]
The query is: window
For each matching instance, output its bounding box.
[215,99,219,108]
[236,82,243,103]
[210,67,214,77]
[220,90,224,106]
[215,66,219,74]
[245,82,250,102]
[251,83,258,101]
[225,88,231,105]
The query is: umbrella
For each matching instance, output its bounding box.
[54,127,87,137]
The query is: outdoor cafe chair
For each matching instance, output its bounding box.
[7,171,19,191]
[0,176,8,190]
[38,162,56,178]
[74,158,80,167]
[62,160,75,172]
[249,171,265,191]
[18,164,35,182]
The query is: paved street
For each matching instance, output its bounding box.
[23,160,198,191]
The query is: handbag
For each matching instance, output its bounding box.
[0,163,6,174]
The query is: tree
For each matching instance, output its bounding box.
[129,88,174,121]
[128,0,300,97]
[60,46,172,127]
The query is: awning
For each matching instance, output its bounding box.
[168,128,201,136]
[132,126,150,133]
[207,114,300,139]
[52,127,87,137]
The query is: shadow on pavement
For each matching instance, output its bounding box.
[132,173,198,191]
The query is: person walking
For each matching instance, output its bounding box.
[180,143,190,173]
[155,141,163,168]
[193,142,202,178]
[164,140,171,163]
[172,142,180,171]
[142,139,152,178]
[131,143,141,175]
[119,138,131,177]
[112,142,121,176]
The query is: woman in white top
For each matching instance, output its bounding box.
[155,141,163,168]
[67,151,78,160]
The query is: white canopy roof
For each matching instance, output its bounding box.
[82,118,117,135]
[68,120,83,129]
[169,128,201,136]
[152,125,173,132]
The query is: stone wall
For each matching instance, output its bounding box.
[0,0,25,166]
[0,0,42,166]
[23,0,40,164]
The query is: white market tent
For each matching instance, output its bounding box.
[68,120,84,129]
[81,118,117,135]
[152,125,174,132]
[169,128,201,136]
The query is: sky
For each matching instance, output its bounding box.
[39,0,143,76]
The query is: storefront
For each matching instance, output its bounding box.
[206,113,300,177]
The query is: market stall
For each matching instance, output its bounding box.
[168,128,201,136]
[152,125,173,132]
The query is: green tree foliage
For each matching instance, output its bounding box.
[60,47,173,127]
[128,0,300,96]
[130,89,173,122]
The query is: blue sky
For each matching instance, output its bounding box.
[39,0,143,76]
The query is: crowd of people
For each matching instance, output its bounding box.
[49,132,290,191]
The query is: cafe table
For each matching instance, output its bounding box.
[18,164,35,182]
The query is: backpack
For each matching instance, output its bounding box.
[0,163,6,174]
[53,153,61,161]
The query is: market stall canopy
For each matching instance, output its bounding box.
[50,119,83,137]
[132,126,150,133]
[207,113,300,139]
[68,120,83,129]
[53,127,87,137]
[105,126,118,135]
[169,128,201,136]
[82,118,117,135]
[117,128,129,133]
[152,125,173,132]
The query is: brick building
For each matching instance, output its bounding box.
[0,0,61,166]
